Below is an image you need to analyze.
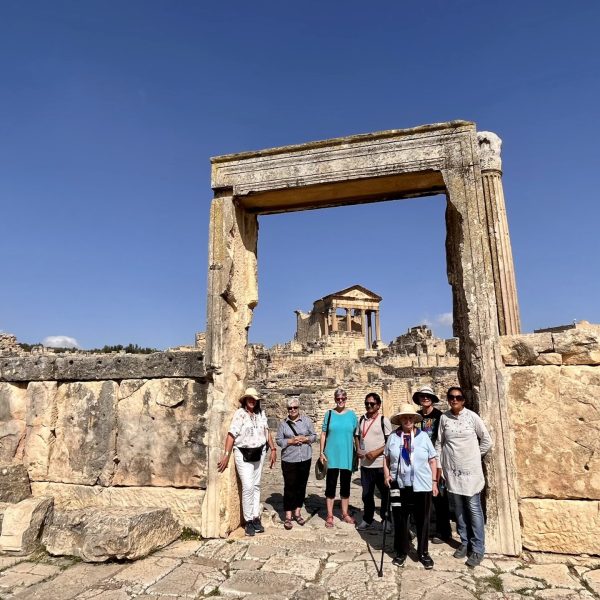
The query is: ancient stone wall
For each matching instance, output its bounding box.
[500,329,600,555]
[0,351,207,531]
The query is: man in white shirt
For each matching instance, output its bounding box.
[355,392,393,532]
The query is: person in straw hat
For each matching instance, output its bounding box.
[217,387,277,537]
[413,385,453,545]
[383,402,438,569]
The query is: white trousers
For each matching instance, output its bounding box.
[233,448,265,522]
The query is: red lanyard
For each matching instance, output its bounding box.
[362,414,378,439]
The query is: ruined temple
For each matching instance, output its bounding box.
[295,285,382,349]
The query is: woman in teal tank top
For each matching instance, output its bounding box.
[319,388,358,527]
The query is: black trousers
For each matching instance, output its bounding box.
[360,466,389,523]
[391,484,432,558]
[325,468,352,499]
[281,459,311,511]
[432,488,452,539]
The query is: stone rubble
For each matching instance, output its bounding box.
[42,507,182,562]
[0,496,53,554]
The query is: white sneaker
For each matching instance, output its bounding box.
[356,519,374,531]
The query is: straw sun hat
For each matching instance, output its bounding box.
[411,385,440,405]
[390,403,424,426]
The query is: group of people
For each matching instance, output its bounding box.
[217,384,492,570]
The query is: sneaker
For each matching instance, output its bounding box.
[252,517,265,533]
[356,519,374,531]
[244,522,255,537]
[453,544,468,559]
[466,552,483,568]
[419,553,434,570]
[392,555,406,567]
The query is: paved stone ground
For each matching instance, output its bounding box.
[0,473,599,599]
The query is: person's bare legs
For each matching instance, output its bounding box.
[341,497,349,516]
[326,497,335,518]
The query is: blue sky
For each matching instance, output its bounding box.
[1,1,599,349]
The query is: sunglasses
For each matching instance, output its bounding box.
[364,402,378,408]
[335,397,347,402]
[287,406,299,410]
[448,395,464,401]
[418,395,432,400]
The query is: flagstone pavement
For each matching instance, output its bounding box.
[1,504,599,600]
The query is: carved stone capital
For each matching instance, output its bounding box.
[477,131,502,172]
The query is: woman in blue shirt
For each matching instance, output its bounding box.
[319,388,358,528]
[384,403,438,569]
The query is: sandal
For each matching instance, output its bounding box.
[283,519,293,530]
[294,515,306,526]
[341,513,356,525]
[325,515,334,528]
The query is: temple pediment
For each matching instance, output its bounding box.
[323,285,382,302]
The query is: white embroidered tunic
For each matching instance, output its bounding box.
[435,408,493,496]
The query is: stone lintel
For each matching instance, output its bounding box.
[211,122,477,214]
[0,351,206,382]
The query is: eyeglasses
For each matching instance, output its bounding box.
[287,406,299,410]
[448,395,464,401]
[364,402,377,408]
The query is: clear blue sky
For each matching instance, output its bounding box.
[1,1,599,349]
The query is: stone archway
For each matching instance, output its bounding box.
[201,121,522,555]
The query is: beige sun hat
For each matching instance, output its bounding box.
[390,403,424,426]
[239,387,262,403]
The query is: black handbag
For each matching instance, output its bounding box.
[239,445,265,462]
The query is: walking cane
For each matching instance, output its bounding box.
[378,485,393,577]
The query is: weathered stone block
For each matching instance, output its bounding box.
[500,333,554,366]
[0,351,205,382]
[0,496,53,554]
[0,464,31,503]
[505,365,600,500]
[0,383,27,463]
[113,378,207,488]
[553,329,600,365]
[47,381,118,485]
[42,507,182,562]
[31,481,203,531]
[520,499,600,554]
[22,381,56,480]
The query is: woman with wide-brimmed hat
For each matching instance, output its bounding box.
[413,385,453,544]
[384,403,438,569]
[217,387,277,537]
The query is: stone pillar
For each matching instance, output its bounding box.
[331,304,338,332]
[202,195,258,538]
[366,311,372,348]
[345,308,352,332]
[323,312,329,336]
[374,310,381,343]
[444,164,522,556]
[361,309,367,348]
[477,132,521,336]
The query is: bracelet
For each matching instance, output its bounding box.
[270,447,276,452]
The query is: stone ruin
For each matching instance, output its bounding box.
[0,121,598,561]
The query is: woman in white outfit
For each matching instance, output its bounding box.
[217,387,277,536]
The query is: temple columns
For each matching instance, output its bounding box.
[374,310,381,343]
[366,311,373,348]
[345,308,352,332]
[477,132,521,336]
[331,305,338,332]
